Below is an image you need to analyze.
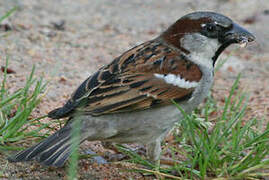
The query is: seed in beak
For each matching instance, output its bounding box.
[239,38,248,48]
[239,42,247,48]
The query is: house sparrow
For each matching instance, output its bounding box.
[9,11,255,167]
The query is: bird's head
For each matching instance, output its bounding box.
[161,11,255,67]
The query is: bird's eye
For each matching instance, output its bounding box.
[206,24,216,32]
[201,23,220,38]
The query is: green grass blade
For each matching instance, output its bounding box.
[0,7,17,23]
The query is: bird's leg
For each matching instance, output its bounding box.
[146,140,182,167]
[146,139,162,166]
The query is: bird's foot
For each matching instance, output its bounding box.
[103,151,127,162]
[84,149,108,164]
[102,143,147,162]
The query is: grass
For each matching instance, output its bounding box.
[0,57,51,151]
[67,117,81,180]
[117,74,269,179]
[0,58,79,179]
[0,7,17,24]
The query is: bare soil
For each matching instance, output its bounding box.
[0,0,268,179]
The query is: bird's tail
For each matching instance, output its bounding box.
[8,124,75,167]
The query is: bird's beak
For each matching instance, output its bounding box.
[213,23,255,65]
[222,23,255,46]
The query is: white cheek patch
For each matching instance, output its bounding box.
[154,73,199,89]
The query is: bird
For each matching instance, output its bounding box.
[8,11,255,167]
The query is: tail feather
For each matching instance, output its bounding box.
[8,125,73,167]
[39,141,71,166]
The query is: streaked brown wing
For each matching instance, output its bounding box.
[76,41,202,116]
[79,74,194,115]
[48,40,202,118]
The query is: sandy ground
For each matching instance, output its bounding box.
[0,0,268,179]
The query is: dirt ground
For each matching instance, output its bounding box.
[0,0,268,179]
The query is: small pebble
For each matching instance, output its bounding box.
[51,20,65,31]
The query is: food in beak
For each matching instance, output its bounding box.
[239,37,249,48]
